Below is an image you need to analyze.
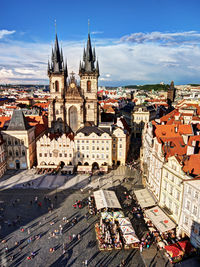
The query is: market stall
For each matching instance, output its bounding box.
[134,188,156,209]
[93,189,122,211]
[144,206,176,234]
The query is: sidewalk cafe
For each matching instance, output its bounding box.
[134,188,156,209]
[92,190,140,251]
[144,206,177,247]
[164,240,196,264]
[93,189,122,211]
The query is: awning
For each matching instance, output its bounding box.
[93,189,122,210]
[123,234,140,244]
[38,165,57,169]
[118,217,132,226]
[145,206,176,233]
[62,166,74,171]
[134,188,156,208]
[77,165,92,172]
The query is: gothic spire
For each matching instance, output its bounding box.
[48,34,66,75]
[96,60,99,76]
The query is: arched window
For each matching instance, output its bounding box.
[87,80,91,92]
[55,80,59,92]
[16,150,19,157]
[22,150,25,156]
[56,110,59,115]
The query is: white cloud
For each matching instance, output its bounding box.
[0,29,16,39]
[1,31,200,85]
[120,31,200,45]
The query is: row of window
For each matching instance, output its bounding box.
[77,153,109,159]
[7,140,24,146]
[187,186,199,199]
[77,146,110,151]
[162,194,179,215]
[185,200,198,216]
[39,153,72,158]
[8,150,25,157]
[77,140,112,144]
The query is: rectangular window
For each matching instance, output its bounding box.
[59,153,62,157]
[82,146,84,150]
[188,186,191,194]
[86,140,89,143]
[69,153,72,157]
[102,147,104,150]
[92,146,95,150]
[176,191,180,201]
[195,191,198,200]
[77,140,80,143]
[39,153,42,157]
[44,153,47,157]
[119,144,122,148]
[64,153,67,157]
[86,146,89,150]
[184,216,188,226]
[106,154,109,159]
[174,204,179,215]
[50,153,52,157]
[77,146,80,151]
[82,140,84,143]
[186,200,190,210]
[106,147,109,150]
[193,205,198,216]
[97,147,99,150]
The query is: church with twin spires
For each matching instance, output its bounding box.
[48,32,100,133]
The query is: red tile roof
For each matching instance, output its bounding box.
[183,154,200,176]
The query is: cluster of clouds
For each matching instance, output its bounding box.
[1,29,200,85]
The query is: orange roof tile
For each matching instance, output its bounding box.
[183,154,200,176]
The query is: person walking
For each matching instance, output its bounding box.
[78,234,81,240]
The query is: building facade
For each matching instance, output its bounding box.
[2,110,36,169]
[0,135,6,178]
[48,33,99,134]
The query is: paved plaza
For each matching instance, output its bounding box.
[0,167,196,266]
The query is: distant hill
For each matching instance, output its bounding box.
[123,84,170,91]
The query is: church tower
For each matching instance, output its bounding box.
[48,34,68,132]
[79,33,100,125]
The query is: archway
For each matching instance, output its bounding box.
[84,162,89,166]
[69,106,78,132]
[60,161,65,168]
[15,160,20,169]
[78,162,82,166]
[92,162,99,170]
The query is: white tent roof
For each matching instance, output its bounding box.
[93,189,122,210]
[134,188,156,209]
[144,206,176,233]
[123,234,140,244]
[118,217,132,226]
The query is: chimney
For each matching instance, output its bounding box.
[175,126,178,133]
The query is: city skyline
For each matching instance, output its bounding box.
[1,0,200,85]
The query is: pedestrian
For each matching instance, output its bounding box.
[69,235,72,241]
[38,201,42,207]
[35,196,38,203]
[72,234,76,239]
[84,259,88,266]
[140,244,143,253]
[27,228,30,234]
[30,200,32,205]
[78,234,81,240]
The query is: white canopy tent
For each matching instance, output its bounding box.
[93,189,122,210]
[134,188,156,209]
[144,206,176,233]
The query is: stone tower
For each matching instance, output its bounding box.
[79,33,100,125]
[48,34,68,133]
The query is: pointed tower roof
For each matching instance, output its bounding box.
[48,34,66,75]
[7,110,31,131]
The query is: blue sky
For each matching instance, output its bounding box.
[1,0,200,85]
